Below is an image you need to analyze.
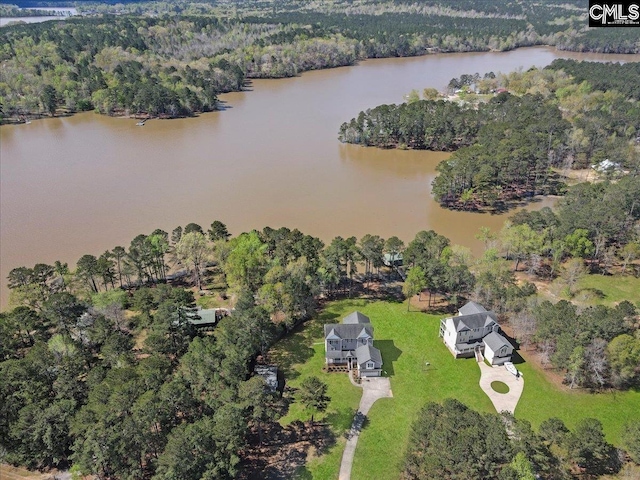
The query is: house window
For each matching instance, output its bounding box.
[366,362,375,370]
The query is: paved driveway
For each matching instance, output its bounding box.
[478,361,524,414]
[338,377,392,480]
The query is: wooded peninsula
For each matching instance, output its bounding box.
[1,0,640,121]
[340,61,640,210]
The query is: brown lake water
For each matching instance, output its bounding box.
[2,47,639,308]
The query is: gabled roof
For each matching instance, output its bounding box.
[324,323,374,340]
[458,301,487,316]
[357,327,372,338]
[326,328,341,340]
[355,344,382,366]
[452,311,498,332]
[188,308,218,326]
[343,311,371,324]
[483,331,512,352]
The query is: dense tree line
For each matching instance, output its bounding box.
[340,62,640,209]
[530,300,639,390]
[0,4,71,18]
[341,93,570,208]
[502,176,640,278]
[1,219,480,475]
[2,0,639,121]
[0,222,332,476]
[339,99,481,150]
[249,0,638,54]
[546,59,640,102]
[0,15,357,119]
[403,399,631,479]
[0,281,284,477]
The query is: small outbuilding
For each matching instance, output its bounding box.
[382,253,403,267]
[254,365,285,395]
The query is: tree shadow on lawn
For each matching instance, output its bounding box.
[270,311,341,380]
[325,407,358,432]
[291,466,312,480]
[376,340,402,377]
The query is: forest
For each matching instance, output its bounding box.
[2,175,640,477]
[339,61,640,209]
[1,0,640,120]
[403,399,628,480]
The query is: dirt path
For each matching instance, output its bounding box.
[338,377,393,480]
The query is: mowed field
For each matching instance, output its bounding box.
[270,299,640,480]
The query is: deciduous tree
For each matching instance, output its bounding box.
[175,232,212,291]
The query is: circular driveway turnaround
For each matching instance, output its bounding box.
[338,377,393,480]
[478,361,524,414]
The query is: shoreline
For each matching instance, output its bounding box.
[2,44,640,126]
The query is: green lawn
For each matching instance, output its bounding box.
[271,298,640,480]
[349,300,494,480]
[491,381,510,394]
[268,304,362,479]
[574,274,640,306]
[515,354,640,445]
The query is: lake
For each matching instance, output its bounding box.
[0,7,77,27]
[1,46,639,308]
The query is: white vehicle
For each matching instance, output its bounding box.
[504,362,519,377]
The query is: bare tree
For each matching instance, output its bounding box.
[538,340,555,367]
[527,253,542,276]
[175,232,213,291]
[620,242,640,273]
[510,311,537,349]
[600,246,617,275]
[586,338,609,389]
[561,258,587,297]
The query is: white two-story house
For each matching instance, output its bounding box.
[439,301,514,365]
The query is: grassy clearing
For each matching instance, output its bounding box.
[574,274,640,307]
[271,298,640,480]
[0,464,51,480]
[541,273,640,308]
[491,381,510,394]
